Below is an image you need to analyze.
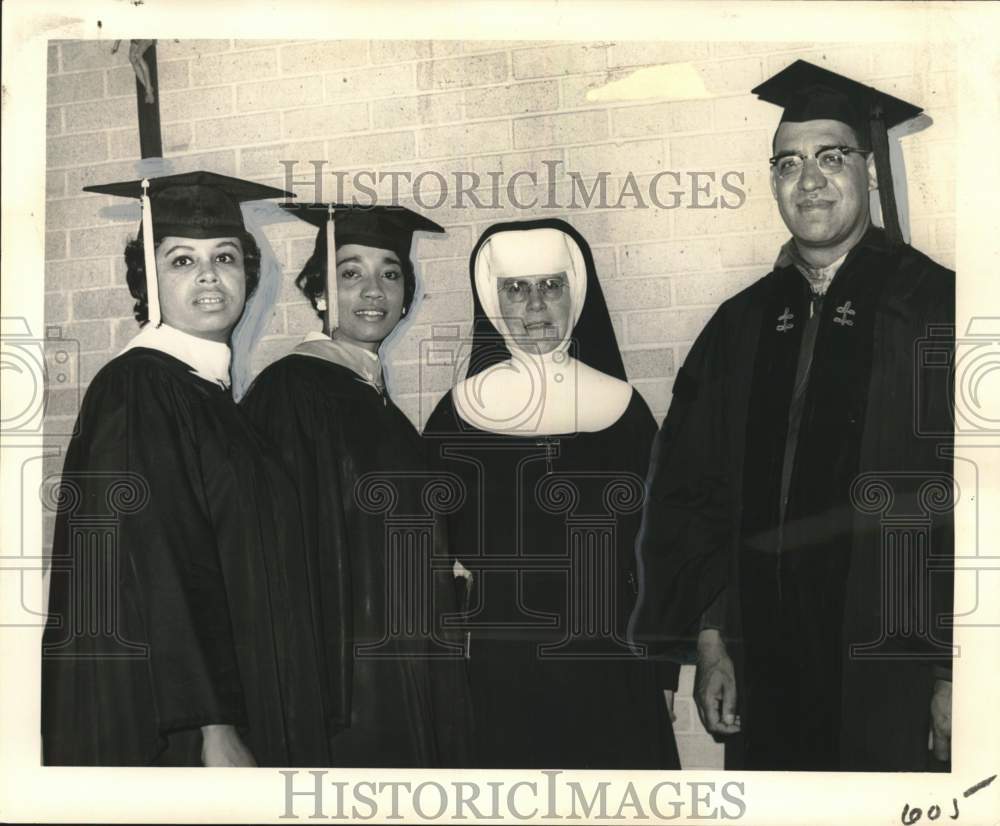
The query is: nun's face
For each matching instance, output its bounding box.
[332,243,406,353]
[155,236,247,342]
[496,272,572,355]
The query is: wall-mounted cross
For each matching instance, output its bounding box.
[113,39,163,158]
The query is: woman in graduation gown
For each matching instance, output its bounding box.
[423,218,680,769]
[41,172,330,767]
[240,204,472,768]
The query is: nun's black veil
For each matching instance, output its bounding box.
[463,218,627,382]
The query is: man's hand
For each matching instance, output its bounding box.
[694,629,741,737]
[664,689,676,723]
[930,679,951,762]
[201,724,257,767]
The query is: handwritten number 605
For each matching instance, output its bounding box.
[902,774,998,824]
[901,799,959,823]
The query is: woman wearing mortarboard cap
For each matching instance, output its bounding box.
[422,218,681,769]
[240,203,473,767]
[41,172,330,767]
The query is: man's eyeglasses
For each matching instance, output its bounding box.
[497,278,567,303]
[769,146,868,179]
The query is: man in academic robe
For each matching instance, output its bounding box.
[629,61,955,771]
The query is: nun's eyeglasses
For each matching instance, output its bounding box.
[498,278,567,303]
[769,146,868,179]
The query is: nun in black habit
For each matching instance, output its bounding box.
[42,172,330,767]
[424,218,680,769]
[240,203,473,768]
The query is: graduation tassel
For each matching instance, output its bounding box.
[869,105,904,246]
[323,203,338,336]
[140,178,162,327]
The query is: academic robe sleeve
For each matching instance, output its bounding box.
[427,498,476,767]
[916,264,956,680]
[122,370,247,732]
[627,390,682,690]
[240,364,351,735]
[629,307,736,660]
[42,359,246,765]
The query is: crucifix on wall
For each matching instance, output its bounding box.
[111,39,162,158]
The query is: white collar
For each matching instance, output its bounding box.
[452,351,632,436]
[120,323,232,388]
[796,251,848,297]
[293,331,384,392]
[775,238,850,297]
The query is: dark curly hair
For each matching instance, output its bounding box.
[295,231,417,321]
[124,231,262,325]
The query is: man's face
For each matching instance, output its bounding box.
[770,119,876,251]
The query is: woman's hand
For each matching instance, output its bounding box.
[200,724,257,767]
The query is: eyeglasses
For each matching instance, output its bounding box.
[769,146,868,179]
[497,278,567,303]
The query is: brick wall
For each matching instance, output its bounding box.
[43,38,958,768]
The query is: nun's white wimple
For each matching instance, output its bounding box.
[472,226,587,355]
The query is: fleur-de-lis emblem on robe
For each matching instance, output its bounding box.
[776,307,795,333]
[834,300,856,327]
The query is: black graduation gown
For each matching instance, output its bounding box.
[42,348,330,767]
[425,390,680,770]
[240,354,473,768]
[630,228,955,771]
[422,217,679,770]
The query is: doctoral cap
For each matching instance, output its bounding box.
[84,171,293,326]
[753,60,925,244]
[282,203,446,334]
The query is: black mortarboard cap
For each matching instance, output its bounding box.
[753,60,922,136]
[283,203,445,259]
[753,60,925,244]
[282,203,445,335]
[84,171,293,240]
[83,171,293,326]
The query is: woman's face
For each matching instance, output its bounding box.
[155,236,247,342]
[331,243,406,353]
[496,272,573,355]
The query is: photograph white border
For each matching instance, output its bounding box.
[3,1,998,823]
